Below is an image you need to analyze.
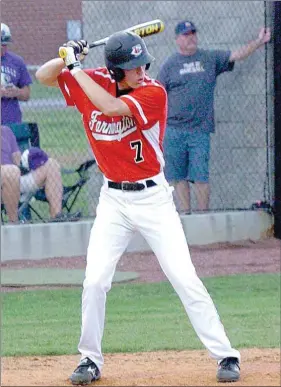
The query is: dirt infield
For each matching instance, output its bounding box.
[2,238,280,386]
[2,348,280,386]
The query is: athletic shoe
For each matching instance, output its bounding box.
[70,357,101,385]
[217,357,240,382]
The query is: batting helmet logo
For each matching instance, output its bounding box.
[131,44,142,57]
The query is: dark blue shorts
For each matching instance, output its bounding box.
[163,127,210,183]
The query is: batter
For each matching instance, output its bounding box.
[36,32,241,385]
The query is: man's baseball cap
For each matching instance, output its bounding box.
[175,21,197,36]
[1,23,12,45]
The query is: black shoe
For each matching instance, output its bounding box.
[217,357,240,382]
[70,357,101,385]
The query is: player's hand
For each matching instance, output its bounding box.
[61,46,82,73]
[256,27,271,46]
[64,40,89,61]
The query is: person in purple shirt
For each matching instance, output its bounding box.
[1,125,64,223]
[1,23,32,125]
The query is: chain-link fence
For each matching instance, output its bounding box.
[1,0,275,222]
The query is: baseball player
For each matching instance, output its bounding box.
[36,32,241,384]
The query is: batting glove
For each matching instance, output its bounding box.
[61,46,81,74]
[62,40,89,74]
[64,40,89,60]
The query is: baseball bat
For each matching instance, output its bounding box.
[59,19,164,59]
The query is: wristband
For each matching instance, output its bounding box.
[68,59,82,75]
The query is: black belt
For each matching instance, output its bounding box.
[108,179,157,191]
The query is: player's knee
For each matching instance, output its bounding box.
[84,276,112,293]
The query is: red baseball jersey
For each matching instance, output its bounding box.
[58,67,167,182]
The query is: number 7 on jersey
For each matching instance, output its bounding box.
[130,140,144,163]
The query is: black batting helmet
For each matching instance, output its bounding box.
[104,31,155,81]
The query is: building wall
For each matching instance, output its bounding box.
[1,0,82,64]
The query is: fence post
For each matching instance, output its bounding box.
[273,2,281,239]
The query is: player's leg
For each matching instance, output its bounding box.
[71,186,135,384]
[163,126,190,213]
[188,132,210,211]
[136,188,240,377]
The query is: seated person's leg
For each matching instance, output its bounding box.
[30,158,63,218]
[1,165,20,222]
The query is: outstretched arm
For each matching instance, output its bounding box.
[229,27,271,62]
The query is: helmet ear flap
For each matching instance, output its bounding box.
[108,67,125,82]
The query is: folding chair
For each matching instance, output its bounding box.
[2,122,96,223]
[18,159,96,222]
[1,122,39,222]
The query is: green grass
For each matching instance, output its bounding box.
[2,273,280,357]
[22,109,88,157]
[30,79,62,99]
[26,79,88,156]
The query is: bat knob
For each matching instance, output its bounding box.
[59,47,67,59]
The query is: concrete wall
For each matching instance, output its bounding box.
[1,211,274,261]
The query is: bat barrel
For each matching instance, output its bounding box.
[89,20,164,49]
[59,20,165,56]
[131,19,165,38]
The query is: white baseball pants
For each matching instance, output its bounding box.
[78,173,240,371]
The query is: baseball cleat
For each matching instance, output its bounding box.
[217,357,240,383]
[70,357,101,385]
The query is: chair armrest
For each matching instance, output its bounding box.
[61,159,96,176]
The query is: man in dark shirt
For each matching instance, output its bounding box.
[157,20,271,213]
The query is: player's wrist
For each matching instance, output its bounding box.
[62,46,82,75]
[68,62,82,75]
